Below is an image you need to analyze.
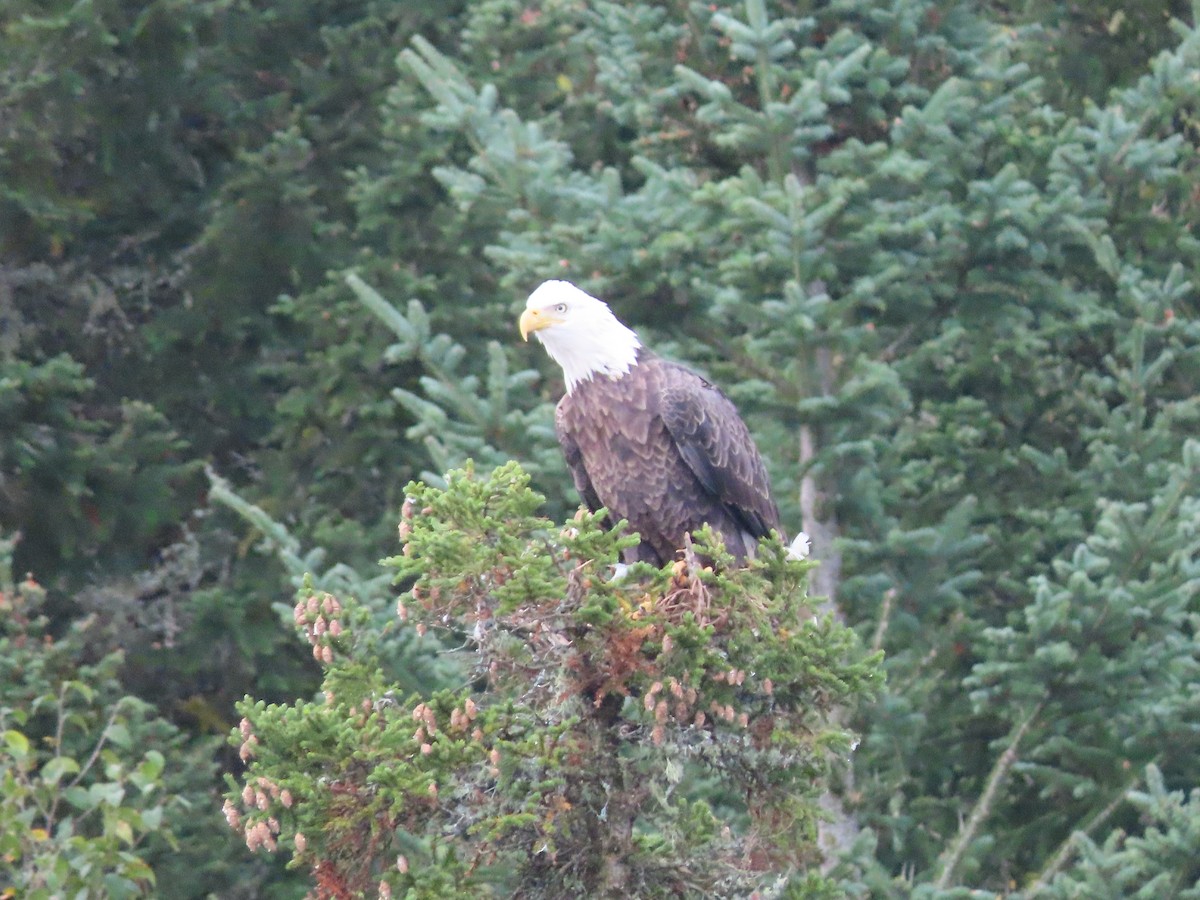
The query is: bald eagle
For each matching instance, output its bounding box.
[520,280,785,567]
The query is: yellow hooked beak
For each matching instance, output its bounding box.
[519,307,562,341]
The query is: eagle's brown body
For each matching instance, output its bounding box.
[555,350,783,567]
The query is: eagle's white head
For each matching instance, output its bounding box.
[519,280,642,393]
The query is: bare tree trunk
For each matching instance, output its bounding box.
[799,421,841,617]
[800,345,858,872]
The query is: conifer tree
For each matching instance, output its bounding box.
[223,463,881,897]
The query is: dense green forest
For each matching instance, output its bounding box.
[2,0,1198,896]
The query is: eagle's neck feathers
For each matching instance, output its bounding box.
[540,308,642,394]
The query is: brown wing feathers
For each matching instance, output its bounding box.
[658,361,783,544]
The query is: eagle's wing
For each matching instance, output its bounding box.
[555,399,606,519]
[659,362,783,542]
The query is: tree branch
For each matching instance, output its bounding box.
[870,587,895,653]
[1029,768,1144,889]
[934,701,1044,889]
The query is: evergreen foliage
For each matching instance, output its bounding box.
[1033,764,1200,900]
[343,274,564,492]
[2,0,1198,894]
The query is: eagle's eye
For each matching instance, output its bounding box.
[554,303,567,313]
